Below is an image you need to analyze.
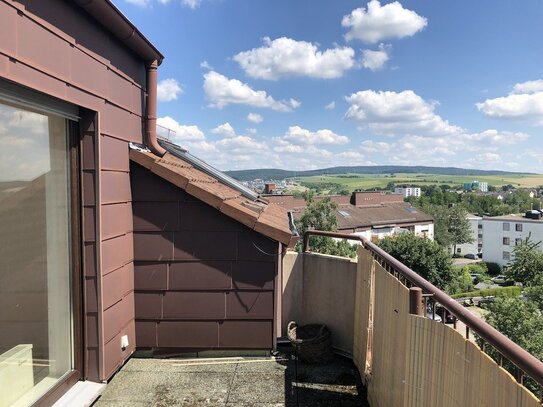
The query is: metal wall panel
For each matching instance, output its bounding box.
[131,162,278,350]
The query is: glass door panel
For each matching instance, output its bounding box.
[0,102,74,406]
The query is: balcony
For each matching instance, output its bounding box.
[93,231,543,407]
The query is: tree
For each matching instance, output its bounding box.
[377,233,455,290]
[507,235,543,286]
[422,205,473,253]
[484,298,543,394]
[485,298,543,362]
[448,205,473,254]
[295,191,357,258]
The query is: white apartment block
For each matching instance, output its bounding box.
[482,213,543,267]
[453,214,482,256]
[479,182,488,192]
[394,187,421,198]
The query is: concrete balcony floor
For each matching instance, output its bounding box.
[93,346,369,406]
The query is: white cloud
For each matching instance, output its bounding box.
[211,122,236,138]
[124,0,201,8]
[246,128,257,135]
[477,80,543,124]
[247,113,263,123]
[233,37,356,80]
[362,43,390,71]
[203,71,300,111]
[200,61,213,70]
[342,0,427,44]
[281,126,349,145]
[157,116,205,142]
[157,78,183,102]
[512,79,543,94]
[125,0,151,6]
[182,0,201,8]
[325,101,336,110]
[345,89,462,136]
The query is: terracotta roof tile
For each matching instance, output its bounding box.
[219,198,260,229]
[130,148,294,245]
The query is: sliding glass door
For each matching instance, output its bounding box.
[0,99,78,406]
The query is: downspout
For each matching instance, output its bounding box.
[145,60,166,157]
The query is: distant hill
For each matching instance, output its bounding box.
[224,166,535,181]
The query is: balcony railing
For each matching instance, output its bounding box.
[291,230,543,405]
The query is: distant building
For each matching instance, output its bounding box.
[453,214,482,256]
[394,187,421,198]
[264,191,433,243]
[482,211,543,267]
[464,181,488,192]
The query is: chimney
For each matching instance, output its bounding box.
[264,183,276,194]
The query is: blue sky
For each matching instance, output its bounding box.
[114,0,543,172]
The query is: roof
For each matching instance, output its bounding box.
[129,148,296,246]
[288,202,433,231]
[75,0,164,64]
[483,214,543,223]
[333,203,433,230]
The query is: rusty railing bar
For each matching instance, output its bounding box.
[302,230,543,388]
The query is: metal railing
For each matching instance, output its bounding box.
[303,230,543,401]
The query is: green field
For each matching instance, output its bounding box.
[293,173,543,193]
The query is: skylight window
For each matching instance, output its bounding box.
[338,210,350,217]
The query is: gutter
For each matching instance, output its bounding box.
[74,0,164,64]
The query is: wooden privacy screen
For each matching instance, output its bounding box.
[353,246,540,407]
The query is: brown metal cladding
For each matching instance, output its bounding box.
[133,202,179,231]
[157,322,218,348]
[219,321,273,349]
[168,261,232,290]
[134,262,168,290]
[0,0,163,383]
[135,321,157,347]
[131,161,280,350]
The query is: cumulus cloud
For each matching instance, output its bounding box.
[157,78,183,102]
[512,79,543,94]
[281,126,349,145]
[200,61,213,70]
[182,0,201,8]
[203,71,300,111]
[211,122,236,138]
[342,0,427,44]
[325,101,336,110]
[157,116,205,142]
[362,44,390,71]
[247,113,263,123]
[477,79,543,124]
[345,89,462,137]
[233,37,356,80]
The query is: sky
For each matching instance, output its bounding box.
[113,0,543,172]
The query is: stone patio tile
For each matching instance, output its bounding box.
[227,372,288,404]
[122,357,238,373]
[99,370,232,405]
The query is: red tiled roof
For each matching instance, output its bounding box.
[130,149,295,246]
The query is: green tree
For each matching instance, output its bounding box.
[295,191,357,258]
[446,266,474,294]
[507,236,543,286]
[377,233,455,290]
[448,205,474,254]
[485,298,543,364]
[421,205,473,253]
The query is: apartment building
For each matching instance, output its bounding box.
[482,212,543,267]
[394,186,421,197]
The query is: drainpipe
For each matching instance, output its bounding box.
[145,60,166,157]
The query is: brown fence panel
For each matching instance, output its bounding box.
[354,247,541,407]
